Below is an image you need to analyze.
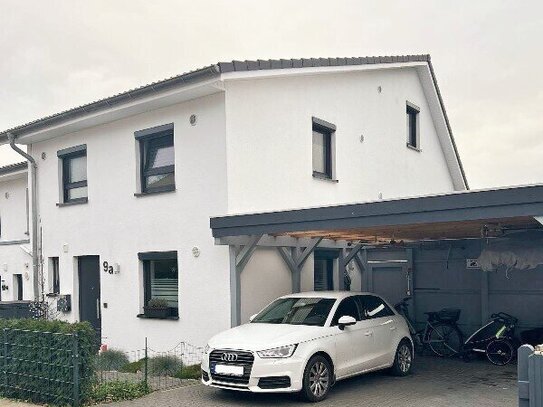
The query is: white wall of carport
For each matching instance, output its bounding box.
[0,176,33,301]
[224,67,457,214]
[32,92,230,349]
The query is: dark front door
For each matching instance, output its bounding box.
[78,256,101,339]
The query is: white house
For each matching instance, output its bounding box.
[0,55,467,350]
[0,162,32,303]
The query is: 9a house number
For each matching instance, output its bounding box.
[103,261,114,274]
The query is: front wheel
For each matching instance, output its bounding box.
[486,339,514,366]
[301,355,332,402]
[427,323,463,357]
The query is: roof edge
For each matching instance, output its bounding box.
[0,162,28,176]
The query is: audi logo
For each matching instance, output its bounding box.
[221,352,238,362]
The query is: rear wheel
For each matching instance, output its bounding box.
[486,339,514,366]
[390,341,413,376]
[301,355,332,402]
[428,323,463,357]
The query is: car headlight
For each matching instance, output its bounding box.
[257,344,298,358]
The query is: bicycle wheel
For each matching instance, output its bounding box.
[427,323,463,357]
[486,339,514,366]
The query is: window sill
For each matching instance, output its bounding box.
[134,188,176,198]
[56,198,88,207]
[406,143,422,152]
[312,172,339,183]
[137,313,179,321]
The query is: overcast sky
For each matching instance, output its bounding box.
[0,0,541,189]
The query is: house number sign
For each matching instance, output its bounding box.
[103,261,114,274]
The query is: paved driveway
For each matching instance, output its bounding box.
[101,356,517,407]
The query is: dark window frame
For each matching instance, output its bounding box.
[312,117,336,180]
[14,274,23,301]
[139,251,179,317]
[136,124,175,195]
[406,102,420,150]
[58,146,88,204]
[331,296,361,326]
[51,257,60,295]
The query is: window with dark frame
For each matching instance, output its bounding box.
[14,274,23,301]
[136,124,175,194]
[406,102,420,149]
[140,251,179,318]
[51,257,60,295]
[59,147,88,203]
[312,118,335,179]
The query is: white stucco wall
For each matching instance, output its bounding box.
[0,175,32,301]
[32,92,230,350]
[224,67,456,214]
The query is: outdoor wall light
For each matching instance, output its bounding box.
[190,114,197,126]
[4,192,9,199]
[41,152,47,160]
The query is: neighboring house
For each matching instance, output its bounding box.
[0,162,31,302]
[0,55,467,350]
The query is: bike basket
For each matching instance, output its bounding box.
[436,308,461,322]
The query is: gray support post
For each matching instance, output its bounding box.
[529,347,543,407]
[481,271,489,325]
[518,344,533,407]
[354,253,366,291]
[278,238,323,294]
[337,249,346,290]
[230,235,263,327]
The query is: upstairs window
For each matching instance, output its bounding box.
[312,117,336,180]
[406,102,420,149]
[58,145,88,204]
[135,123,175,194]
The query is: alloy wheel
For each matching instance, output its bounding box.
[398,344,412,373]
[309,361,330,398]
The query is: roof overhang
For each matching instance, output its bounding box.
[210,184,543,244]
[0,162,28,182]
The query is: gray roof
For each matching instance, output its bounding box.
[210,184,543,238]
[0,54,467,187]
[0,162,27,176]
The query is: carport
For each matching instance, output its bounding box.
[210,184,543,338]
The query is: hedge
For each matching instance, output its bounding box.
[0,318,98,405]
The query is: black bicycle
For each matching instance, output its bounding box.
[394,297,463,357]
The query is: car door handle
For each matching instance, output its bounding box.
[390,326,397,331]
[364,330,373,337]
[381,319,394,326]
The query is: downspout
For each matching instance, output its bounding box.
[7,132,39,301]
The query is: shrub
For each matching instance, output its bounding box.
[121,358,145,373]
[90,380,150,403]
[0,318,97,405]
[95,349,129,371]
[148,355,183,376]
[174,364,201,380]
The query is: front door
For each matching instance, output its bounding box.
[78,256,101,339]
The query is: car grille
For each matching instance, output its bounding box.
[258,376,291,389]
[209,349,254,385]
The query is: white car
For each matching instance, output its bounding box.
[201,291,413,402]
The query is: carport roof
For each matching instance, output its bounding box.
[210,184,543,243]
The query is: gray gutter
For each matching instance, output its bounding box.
[210,184,543,238]
[7,133,39,301]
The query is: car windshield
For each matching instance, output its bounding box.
[251,297,336,326]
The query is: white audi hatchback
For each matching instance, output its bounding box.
[202,291,413,402]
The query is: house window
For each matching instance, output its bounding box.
[406,102,420,149]
[312,117,336,179]
[139,251,178,318]
[58,145,88,203]
[135,123,175,194]
[50,257,60,295]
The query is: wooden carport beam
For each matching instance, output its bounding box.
[278,238,323,293]
[337,244,365,291]
[230,234,263,327]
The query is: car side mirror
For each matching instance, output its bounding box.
[249,314,257,322]
[338,315,357,330]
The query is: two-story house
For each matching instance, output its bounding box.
[0,55,467,350]
[0,162,32,303]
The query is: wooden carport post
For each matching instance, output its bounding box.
[338,243,365,291]
[229,235,262,327]
[278,238,323,293]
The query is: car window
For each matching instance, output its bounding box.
[251,297,336,326]
[331,297,361,325]
[359,295,395,319]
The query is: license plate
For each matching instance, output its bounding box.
[214,364,244,376]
